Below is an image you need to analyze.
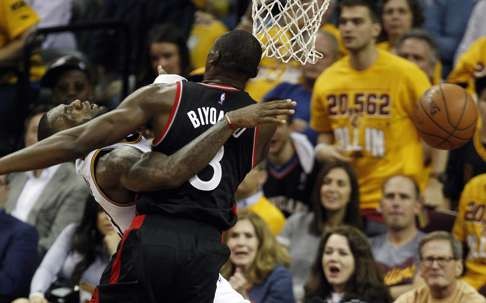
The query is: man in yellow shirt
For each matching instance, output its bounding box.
[311,0,440,219]
[0,0,39,69]
[452,174,486,292]
[448,37,486,95]
[394,231,485,303]
[0,0,40,156]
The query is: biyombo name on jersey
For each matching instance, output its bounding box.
[187,107,246,138]
[187,107,225,128]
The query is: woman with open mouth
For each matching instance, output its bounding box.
[304,225,392,303]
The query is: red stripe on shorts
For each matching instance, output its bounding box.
[109,214,146,284]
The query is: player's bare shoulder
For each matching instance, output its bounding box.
[142,82,180,112]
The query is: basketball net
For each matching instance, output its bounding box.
[252,0,331,65]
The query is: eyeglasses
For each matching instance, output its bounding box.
[421,256,456,267]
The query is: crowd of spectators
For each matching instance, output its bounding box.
[1,0,486,302]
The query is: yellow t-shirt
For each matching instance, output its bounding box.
[0,0,43,82]
[247,195,286,236]
[377,41,392,51]
[0,0,38,47]
[188,19,228,69]
[311,49,430,211]
[394,281,486,303]
[448,37,486,95]
[453,174,486,289]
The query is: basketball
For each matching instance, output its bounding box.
[412,83,478,150]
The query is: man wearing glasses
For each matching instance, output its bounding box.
[395,231,485,303]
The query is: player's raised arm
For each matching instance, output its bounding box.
[0,84,176,174]
[122,99,296,192]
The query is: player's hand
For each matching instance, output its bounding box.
[226,99,296,128]
[229,267,249,294]
[315,143,351,162]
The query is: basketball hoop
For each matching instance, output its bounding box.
[252,0,331,65]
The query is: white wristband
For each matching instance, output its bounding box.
[153,74,187,84]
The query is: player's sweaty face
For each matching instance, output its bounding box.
[51,100,107,130]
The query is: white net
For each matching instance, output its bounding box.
[252,0,331,65]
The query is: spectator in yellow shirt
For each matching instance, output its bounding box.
[452,174,486,293]
[394,231,485,303]
[0,0,39,74]
[311,0,435,220]
[448,37,486,95]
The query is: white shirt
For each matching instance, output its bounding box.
[12,165,61,222]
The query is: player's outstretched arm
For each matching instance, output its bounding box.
[121,99,296,192]
[0,84,175,174]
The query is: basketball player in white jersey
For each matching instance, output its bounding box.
[36,88,293,303]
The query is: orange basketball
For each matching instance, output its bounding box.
[412,83,478,150]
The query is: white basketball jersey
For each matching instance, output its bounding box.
[75,136,151,235]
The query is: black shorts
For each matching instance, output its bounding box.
[92,214,230,303]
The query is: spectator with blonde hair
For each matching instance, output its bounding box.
[221,209,294,302]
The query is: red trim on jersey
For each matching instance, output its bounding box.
[152,81,183,146]
[200,82,240,91]
[108,215,146,284]
[251,126,259,168]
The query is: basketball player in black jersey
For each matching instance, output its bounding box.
[0,30,295,303]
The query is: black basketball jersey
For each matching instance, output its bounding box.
[136,81,257,230]
[263,155,319,217]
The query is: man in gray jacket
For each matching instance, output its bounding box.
[3,108,88,255]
